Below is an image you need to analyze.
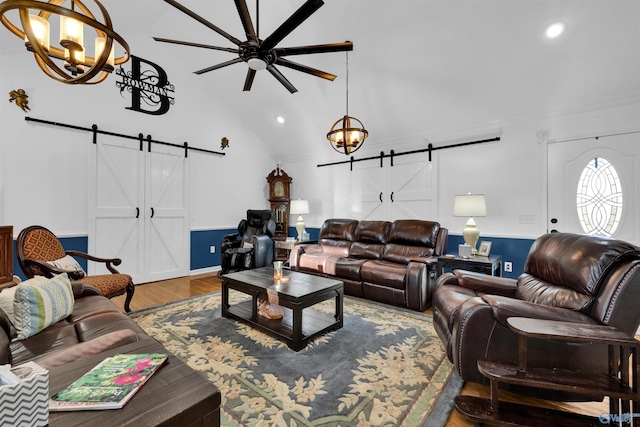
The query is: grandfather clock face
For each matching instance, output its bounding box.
[273,181,285,198]
[270,178,289,199]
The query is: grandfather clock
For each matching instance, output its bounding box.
[266,166,292,241]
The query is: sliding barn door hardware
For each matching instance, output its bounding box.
[24,117,225,158]
[317,137,500,170]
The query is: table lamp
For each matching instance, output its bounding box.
[290,199,310,240]
[453,194,487,254]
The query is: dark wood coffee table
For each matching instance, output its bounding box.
[48,339,220,426]
[221,267,344,351]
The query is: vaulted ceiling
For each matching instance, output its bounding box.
[4,1,640,161]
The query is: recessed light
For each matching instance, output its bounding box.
[276,116,285,124]
[545,22,566,39]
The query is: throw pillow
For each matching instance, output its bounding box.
[0,286,18,338]
[47,254,86,277]
[0,276,49,332]
[13,274,75,340]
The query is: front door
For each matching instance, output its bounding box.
[547,131,639,245]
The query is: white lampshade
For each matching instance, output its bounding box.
[60,14,83,50]
[453,194,487,217]
[290,199,310,215]
[95,37,115,70]
[453,194,487,254]
[290,199,310,240]
[24,15,50,52]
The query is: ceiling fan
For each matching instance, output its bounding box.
[154,0,353,93]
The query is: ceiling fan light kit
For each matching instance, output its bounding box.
[154,0,353,93]
[0,0,130,84]
[247,57,267,71]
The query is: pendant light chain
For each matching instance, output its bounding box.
[345,50,349,117]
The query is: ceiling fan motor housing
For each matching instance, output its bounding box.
[241,41,274,70]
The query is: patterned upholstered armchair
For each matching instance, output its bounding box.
[16,225,135,312]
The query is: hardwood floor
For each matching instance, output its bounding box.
[112,274,608,427]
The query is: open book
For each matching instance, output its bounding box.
[49,353,167,411]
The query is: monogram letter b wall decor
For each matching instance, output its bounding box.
[116,55,175,115]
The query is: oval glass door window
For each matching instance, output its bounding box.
[576,157,623,237]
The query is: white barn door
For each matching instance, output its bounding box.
[144,144,190,283]
[89,136,144,281]
[387,153,437,220]
[349,152,438,221]
[89,137,190,284]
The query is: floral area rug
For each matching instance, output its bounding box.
[130,291,460,427]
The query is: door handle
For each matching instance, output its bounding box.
[151,207,155,218]
[379,192,383,202]
[390,192,394,202]
[136,207,139,219]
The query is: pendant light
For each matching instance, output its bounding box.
[326,49,368,155]
[0,0,130,84]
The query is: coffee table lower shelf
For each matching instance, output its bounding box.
[225,299,341,351]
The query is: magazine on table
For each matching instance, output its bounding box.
[49,353,168,411]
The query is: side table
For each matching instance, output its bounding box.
[438,254,502,277]
[455,317,639,426]
[274,239,296,262]
[275,240,317,266]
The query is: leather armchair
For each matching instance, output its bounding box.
[219,209,276,275]
[432,232,640,392]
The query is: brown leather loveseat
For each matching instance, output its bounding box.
[0,279,221,425]
[290,218,448,311]
[432,232,640,387]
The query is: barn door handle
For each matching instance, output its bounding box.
[136,207,139,218]
[390,192,394,202]
[150,207,155,218]
[379,192,383,202]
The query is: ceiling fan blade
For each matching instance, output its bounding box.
[275,41,353,57]
[261,0,324,52]
[243,69,256,91]
[163,0,243,46]
[275,58,336,81]
[234,0,258,43]
[153,37,239,54]
[194,58,244,75]
[266,64,298,93]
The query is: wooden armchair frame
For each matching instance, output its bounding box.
[16,225,134,312]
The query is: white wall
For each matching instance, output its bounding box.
[0,35,277,236]
[2,39,638,244]
[280,101,640,240]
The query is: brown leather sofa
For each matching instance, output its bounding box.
[432,232,640,390]
[0,281,221,424]
[289,218,448,311]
